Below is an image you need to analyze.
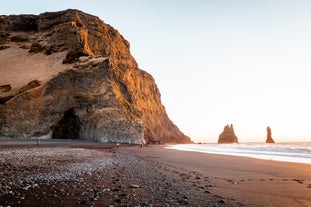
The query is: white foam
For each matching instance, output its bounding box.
[166,142,311,164]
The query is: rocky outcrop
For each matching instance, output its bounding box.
[0,9,191,144]
[218,124,239,144]
[266,126,275,143]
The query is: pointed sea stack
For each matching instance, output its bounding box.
[218,124,239,144]
[266,126,275,143]
[0,9,191,144]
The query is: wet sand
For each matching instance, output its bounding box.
[130,145,311,207]
[1,140,310,206]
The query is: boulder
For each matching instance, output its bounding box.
[218,124,239,144]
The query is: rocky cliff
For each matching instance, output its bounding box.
[0,9,191,144]
[218,124,239,144]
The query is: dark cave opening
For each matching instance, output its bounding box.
[52,108,81,139]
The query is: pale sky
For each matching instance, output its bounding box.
[1,0,311,143]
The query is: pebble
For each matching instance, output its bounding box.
[0,143,242,207]
[129,184,140,188]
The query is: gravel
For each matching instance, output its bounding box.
[0,141,243,206]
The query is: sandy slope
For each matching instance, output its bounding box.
[0,44,69,90]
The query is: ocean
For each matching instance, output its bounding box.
[166,142,311,164]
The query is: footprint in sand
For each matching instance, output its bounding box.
[292,179,304,184]
[195,175,201,180]
[226,179,238,184]
[180,173,191,181]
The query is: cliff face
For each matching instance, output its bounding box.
[0,9,191,144]
[218,124,238,144]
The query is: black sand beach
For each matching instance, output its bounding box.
[1,140,311,206]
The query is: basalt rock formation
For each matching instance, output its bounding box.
[218,124,239,144]
[0,9,191,144]
[266,126,275,143]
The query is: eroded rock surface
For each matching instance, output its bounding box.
[0,9,191,144]
[266,126,275,143]
[218,124,239,144]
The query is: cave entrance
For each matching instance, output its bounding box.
[52,108,81,139]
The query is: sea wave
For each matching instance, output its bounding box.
[166,142,311,164]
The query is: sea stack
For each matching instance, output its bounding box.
[218,124,239,144]
[0,9,191,144]
[266,126,275,143]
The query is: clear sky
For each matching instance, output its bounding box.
[2,0,311,143]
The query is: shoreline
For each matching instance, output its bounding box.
[166,142,311,165]
[134,145,311,207]
[0,140,310,206]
